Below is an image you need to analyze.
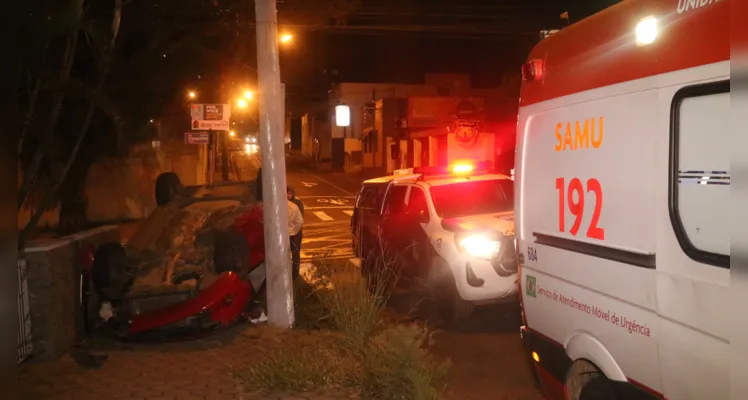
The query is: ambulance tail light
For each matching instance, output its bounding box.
[521,59,544,81]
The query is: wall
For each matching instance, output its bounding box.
[22,225,120,362]
[446,131,496,164]
[85,143,167,223]
[329,82,438,140]
[19,139,207,231]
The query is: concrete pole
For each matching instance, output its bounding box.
[255,0,294,328]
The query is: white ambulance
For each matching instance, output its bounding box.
[515,1,731,399]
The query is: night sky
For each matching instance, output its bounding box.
[278,0,623,102]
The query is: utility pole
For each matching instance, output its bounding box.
[255,0,294,328]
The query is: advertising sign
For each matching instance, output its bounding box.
[407,97,484,128]
[190,104,231,130]
[185,131,210,144]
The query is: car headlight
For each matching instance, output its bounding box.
[455,233,501,259]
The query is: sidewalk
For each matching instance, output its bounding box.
[19,324,361,400]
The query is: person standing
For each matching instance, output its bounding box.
[287,189,304,279]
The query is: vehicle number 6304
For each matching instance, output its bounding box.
[555,177,605,240]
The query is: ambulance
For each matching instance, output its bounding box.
[515,1,731,399]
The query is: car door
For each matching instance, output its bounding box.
[353,183,387,259]
[400,185,432,279]
[379,184,410,263]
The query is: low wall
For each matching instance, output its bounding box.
[22,225,120,362]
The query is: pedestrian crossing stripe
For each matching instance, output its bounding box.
[343,210,354,216]
[312,211,334,221]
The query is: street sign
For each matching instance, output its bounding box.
[190,104,231,130]
[185,131,210,144]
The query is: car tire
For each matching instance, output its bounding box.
[431,258,473,326]
[92,242,131,301]
[213,229,250,275]
[155,172,183,206]
[578,375,618,400]
[360,255,379,294]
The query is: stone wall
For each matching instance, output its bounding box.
[22,225,120,362]
[84,144,166,223]
[18,140,208,230]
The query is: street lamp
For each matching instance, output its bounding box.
[244,90,254,100]
[237,98,248,109]
[279,33,293,44]
[229,130,236,137]
[188,90,197,99]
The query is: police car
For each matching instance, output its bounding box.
[351,160,518,324]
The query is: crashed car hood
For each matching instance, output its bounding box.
[441,211,515,237]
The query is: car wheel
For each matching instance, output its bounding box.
[579,376,618,400]
[431,258,473,326]
[155,172,184,206]
[360,255,379,294]
[92,242,131,302]
[213,229,250,275]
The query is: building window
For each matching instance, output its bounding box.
[669,80,730,268]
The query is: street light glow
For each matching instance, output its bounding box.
[229,130,236,137]
[237,98,248,108]
[244,90,254,100]
[188,90,196,99]
[280,34,293,44]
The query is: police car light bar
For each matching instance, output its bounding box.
[413,161,492,176]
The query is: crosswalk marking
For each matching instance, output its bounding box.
[312,211,334,221]
[343,210,354,216]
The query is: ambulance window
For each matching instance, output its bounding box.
[670,80,730,268]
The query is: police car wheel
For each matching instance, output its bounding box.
[431,259,473,325]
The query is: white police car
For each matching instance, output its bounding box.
[351,161,518,324]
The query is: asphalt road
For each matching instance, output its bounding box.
[231,150,360,262]
[230,150,543,400]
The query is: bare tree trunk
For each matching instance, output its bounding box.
[18,45,49,156]
[19,0,122,247]
[18,0,83,211]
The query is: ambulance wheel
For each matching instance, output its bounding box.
[578,376,617,400]
[431,258,473,326]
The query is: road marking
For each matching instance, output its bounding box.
[313,211,334,221]
[310,173,355,196]
[343,210,354,216]
[301,181,318,188]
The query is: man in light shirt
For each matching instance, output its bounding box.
[287,196,304,279]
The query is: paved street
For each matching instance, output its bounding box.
[231,151,360,262]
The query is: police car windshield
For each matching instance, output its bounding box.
[430,179,513,219]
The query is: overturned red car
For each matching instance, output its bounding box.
[80,173,268,342]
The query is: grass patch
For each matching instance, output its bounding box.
[363,325,450,400]
[239,330,360,392]
[240,257,450,399]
